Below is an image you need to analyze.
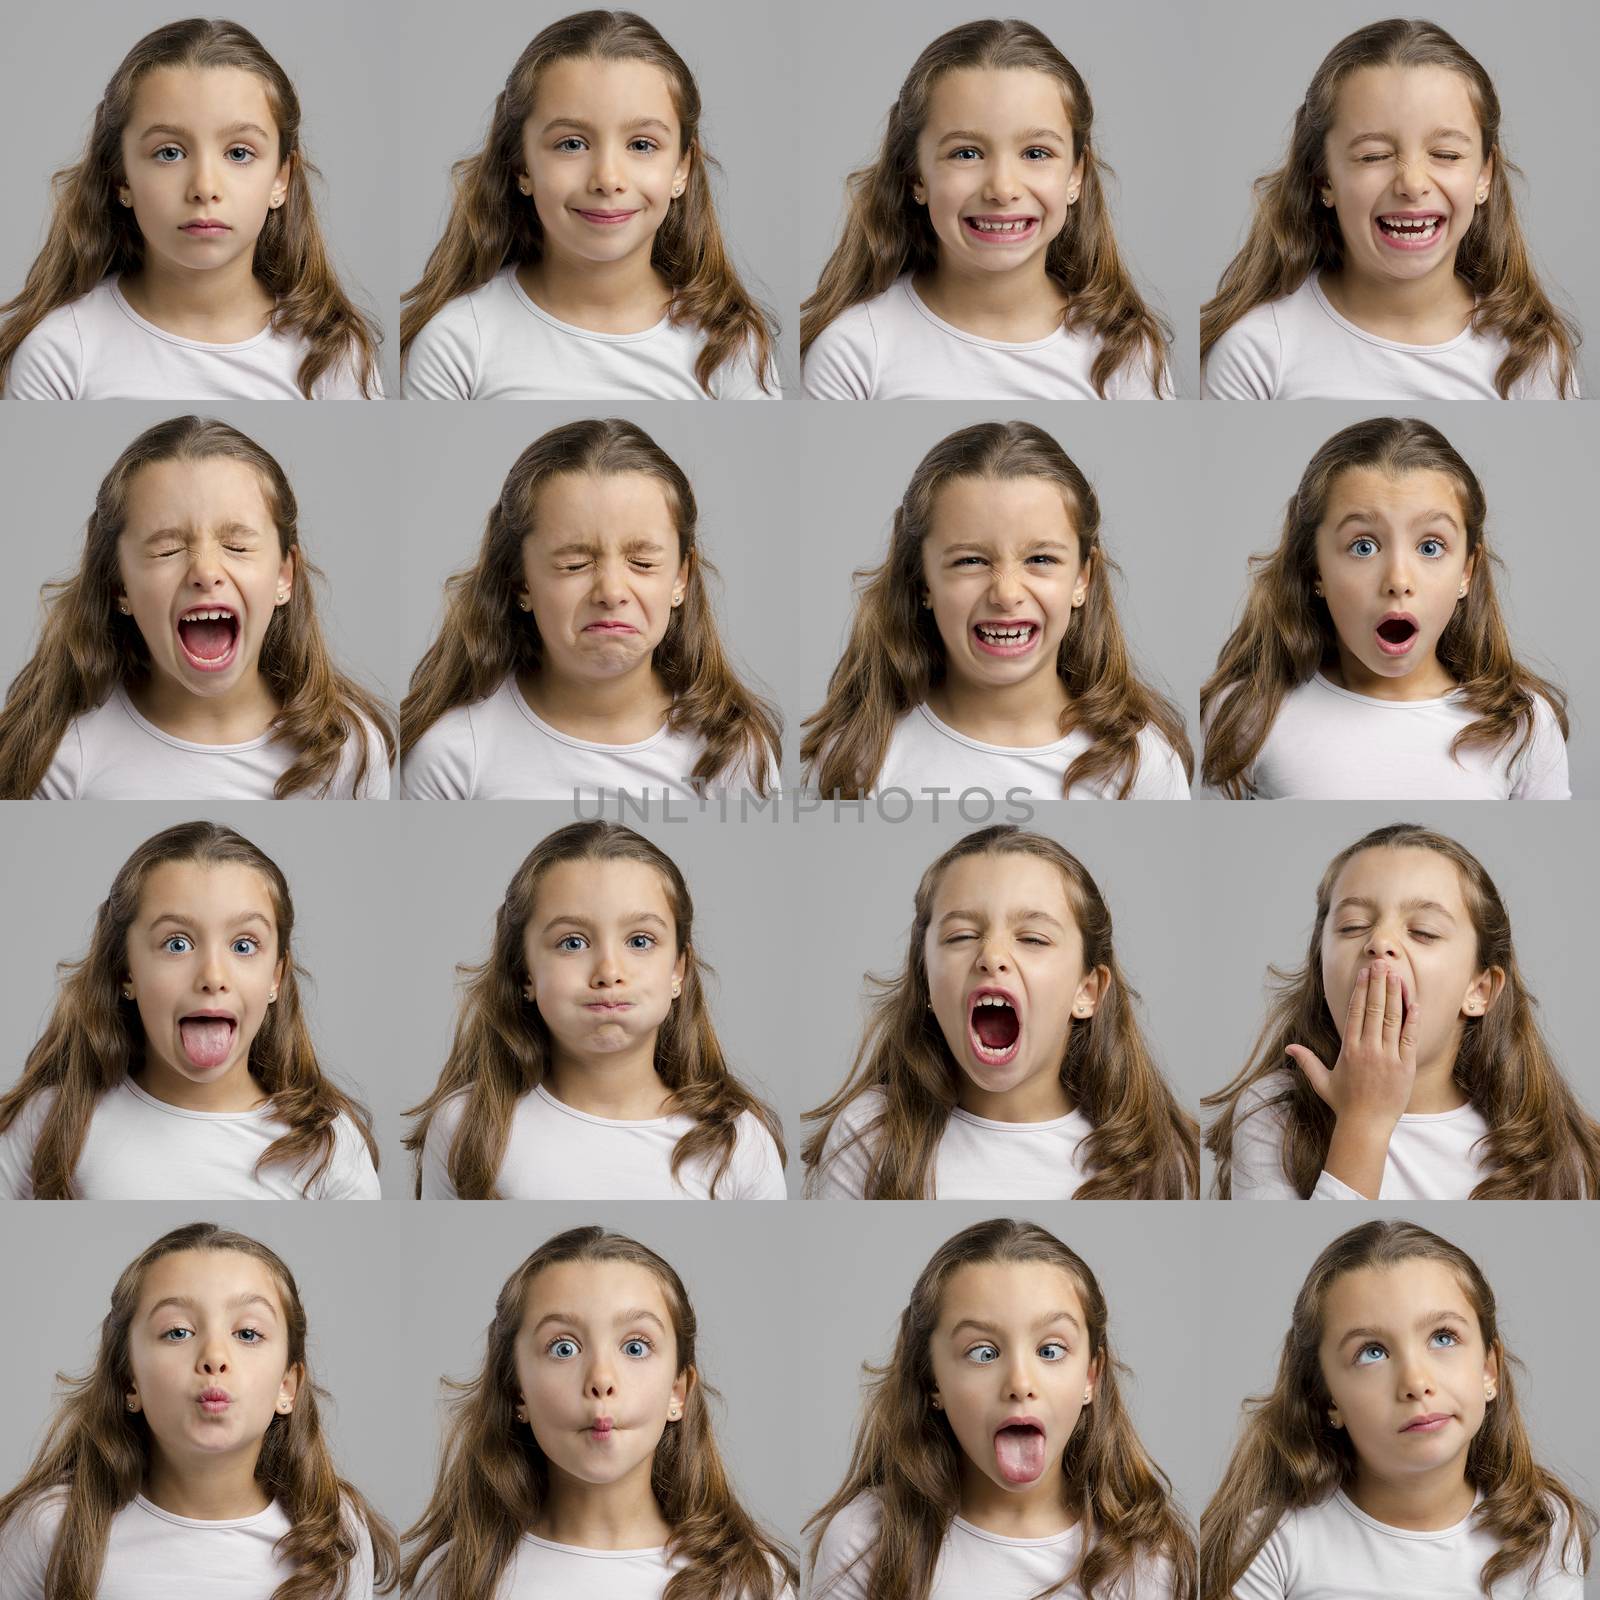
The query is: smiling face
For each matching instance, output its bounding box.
[1321,846,1499,1074]
[519,472,689,690]
[1319,1259,1496,1490]
[116,457,293,701]
[1313,467,1474,696]
[913,67,1084,278]
[118,66,291,282]
[519,56,690,271]
[922,475,1090,697]
[924,851,1104,1120]
[126,1249,299,1472]
[124,860,285,1095]
[1320,64,1491,288]
[514,1259,688,1493]
[523,857,687,1069]
[930,1261,1099,1504]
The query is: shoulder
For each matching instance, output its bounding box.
[402,694,492,799]
[709,328,781,400]
[0,1489,65,1592]
[1204,290,1295,400]
[403,278,495,399]
[812,1088,887,1200]
[311,334,383,400]
[312,1112,381,1200]
[1101,339,1174,400]
[0,1086,61,1198]
[812,1492,882,1598]
[803,290,890,399]
[5,292,92,399]
[1127,724,1192,798]
[728,1109,787,1198]
[331,708,393,798]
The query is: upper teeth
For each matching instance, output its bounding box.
[970,218,1031,232]
[975,995,1013,1008]
[1381,217,1439,232]
[181,608,233,622]
[978,624,1033,640]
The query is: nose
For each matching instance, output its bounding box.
[196,1335,229,1376]
[186,542,227,591]
[1395,1349,1437,1402]
[976,936,1012,976]
[188,151,224,205]
[589,556,630,607]
[1363,923,1402,962]
[588,143,626,194]
[1391,155,1432,202]
[1380,548,1415,599]
[585,1359,617,1400]
[197,942,231,993]
[1002,1351,1038,1403]
[986,562,1026,607]
[589,940,624,987]
[982,152,1022,203]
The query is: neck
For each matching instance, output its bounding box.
[1406,1040,1470,1114]
[118,254,274,342]
[518,663,673,743]
[915,254,1065,341]
[1348,1454,1475,1532]
[958,1060,1074,1124]
[135,1054,267,1115]
[1318,260,1473,343]
[927,667,1070,748]
[957,1457,1075,1539]
[533,1462,672,1549]
[518,245,670,335]
[128,668,280,745]
[144,1443,270,1522]
[1326,646,1457,703]
[544,1043,671,1121]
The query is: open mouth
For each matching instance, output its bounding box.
[179,1014,237,1070]
[994,1421,1047,1484]
[176,607,240,671]
[1375,614,1419,655]
[972,621,1040,657]
[968,991,1021,1065]
[963,215,1039,243]
[1375,212,1444,250]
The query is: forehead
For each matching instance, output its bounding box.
[529,857,674,922]
[937,1259,1087,1327]
[1318,467,1466,530]
[931,851,1078,925]
[923,66,1073,138]
[521,1258,675,1328]
[122,457,275,535]
[127,65,279,137]
[1328,846,1469,918]
[926,475,1080,553]
[136,860,278,927]
[1320,1258,1478,1336]
[527,55,681,132]
[1329,63,1482,143]
[528,472,679,548]
[137,1248,286,1315]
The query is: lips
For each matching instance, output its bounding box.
[968,987,1022,1065]
[583,621,639,635]
[972,620,1041,658]
[573,209,638,226]
[1374,211,1445,250]
[584,1001,633,1014]
[962,215,1040,243]
[180,220,232,236]
[993,1416,1047,1483]
[198,1386,233,1415]
[179,1012,238,1070]
[176,606,240,671]
[1375,612,1419,656]
[587,1416,615,1440]
[1400,1412,1453,1433]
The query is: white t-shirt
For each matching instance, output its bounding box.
[1233,1490,1582,1599]
[421,1082,787,1200]
[803,277,1169,400]
[1226,1072,1491,1201]
[871,703,1190,801]
[3,277,377,400]
[1215,675,1569,800]
[35,687,391,800]
[812,1087,1097,1200]
[401,674,773,800]
[812,1493,1175,1600]
[1202,274,1569,401]
[0,1078,381,1201]
[0,1492,376,1600]
[402,266,775,400]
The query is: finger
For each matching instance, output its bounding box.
[1286,1044,1333,1105]
[1362,962,1388,1047]
[1382,967,1404,1050]
[1398,994,1421,1069]
[1344,965,1371,1042]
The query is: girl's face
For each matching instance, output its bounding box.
[117,458,294,700]
[126,1249,299,1469]
[519,56,690,270]
[912,68,1084,277]
[1318,1258,1496,1487]
[1320,65,1491,287]
[921,476,1090,695]
[514,1260,688,1491]
[523,858,687,1064]
[1320,847,1499,1071]
[929,1261,1099,1498]
[124,861,286,1090]
[924,851,1104,1112]
[1313,467,1473,688]
[519,472,690,689]
[118,67,291,282]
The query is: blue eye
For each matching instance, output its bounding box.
[949,147,981,162]
[626,934,656,951]
[1429,1329,1460,1349]
[553,137,586,153]
[236,1328,265,1344]
[1418,538,1445,558]
[225,145,255,164]
[1349,537,1379,558]
[1023,147,1053,160]
[160,1327,194,1342]
[153,144,183,163]
[965,1343,1000,1365]
[1355,1342,1387,1366]
[627,137,659,154]
[556,935,588,952]
[1038,1341,1067,1361]
[162,934,193,954]
[548,1338,579,1359]
[230,937,259,957]
[622,1338,652,1358]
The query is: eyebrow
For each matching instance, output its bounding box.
[1331,508,1460,533]
[541,911,670,934]
[146,1293,279,1321]
[938,126,1068,144]
[937,909,1068,932]
[941,539,1078,554]
[950,1311,1082,1338]
[545,539,670,556]
[1337,1309,1471,1349]
[148,910,273,931]
[139,121,273,142]
[1332,896,1457,923]
[539,116,673,136]
[532,1307,669,1334]
[140,521,265,543]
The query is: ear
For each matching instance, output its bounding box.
[667,1365,693,1421]
[672,146,692,198]
[271,155,292,212]
[276,1361,302,1415]
[269,956,286,1003]
[1475,149,1494,203]
[1460,965,1505,1021]
[911,171,927,206]
[671,949,688,993]
[1318,178,1335,209]
[929,1387,943,1411]
[1067,148,1086,203]
[276,545,295,606]
[1072,964,1109,1022]
[125,1384,142,1414]
[1083,1347,1105,1401]
[1072,549,1095,608]
[1459,549,1477,595]
[673,552,690,605]
[1483,1343,1500,1395]
[1327,1406,1344,1429]
[523,972,537,1003]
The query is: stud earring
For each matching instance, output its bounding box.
[671,981,681,998]
[1083,1388,1093,1404]
[1485,1383,1496,1400]
[517,595,531,613]
[672,183,684,197]
[277,1400,292,1414]
[267,988,278,1003]
[930,1395,943,1410]
[1067,187,1079,203]
[117,598,132,615]
[523,985,535,1002]
[119,193,132,208]
[1327,1411,1343,1429]
[1074,1003,1090,1017]
[276,589,290,605]
[122,983,135,1000]
[671,590,683,606]
[1476,189,1488,204]
[1313,584,1324,597]
[1072,590,1085,605]
[126,1395,140,1412]
[270,195,283,209]
[1458,583,1469,598]
[668,1401,682,1419]
[515,1405,528,1423]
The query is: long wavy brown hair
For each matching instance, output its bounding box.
[0,414,396,800]
[403,821,785,1199]
[1204,823,1600,1199]
[0,1222,398,1599]
[807,1218,1196,1600]
[1200,18,1580,398]
[1199,416,1567,797]
[399,9,775,394]
[399,417,780,793]
[0,821,382,1200]
[800,18,1170,397]
[401,1226,795,1600]
[800,421,1192,799]
[1201,1220,1594,1598]
[802,827,1197,1200]
[0,18,381,398]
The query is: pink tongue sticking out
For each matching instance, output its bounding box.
[994,1425,1046,1484]
[973,1005,1019,1050]
[180,618,235,661]
[179,1018,235,1069]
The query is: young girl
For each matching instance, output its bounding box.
[801,19,1171,400]
[1202,19,1580,400]
[1204,822,1600,1201]
[804,826,1197,1200]
[0,18,381,400]
[1200,1220,1593,1597]
[0,820,382,1200]
[808,1217,1194,1598]
[406,820,786,1199]
[402,1225,796,1598]
[0,1222,396,1597]
[0,414,395,800]
[1200,416,1569,800]
[801,420,1191,801]
[400,417,781,801]
[401,10,777,400]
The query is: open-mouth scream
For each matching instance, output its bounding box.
[1375,614,1419,655]
[969,991,1021,1065]
[177,606,241,672]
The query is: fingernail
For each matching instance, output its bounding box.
[1358,965,1370,980]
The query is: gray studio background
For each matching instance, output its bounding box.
[0,403,407,721]
[0,0,402,394]
[390,0,796,390]
[1193,0,1597,397]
